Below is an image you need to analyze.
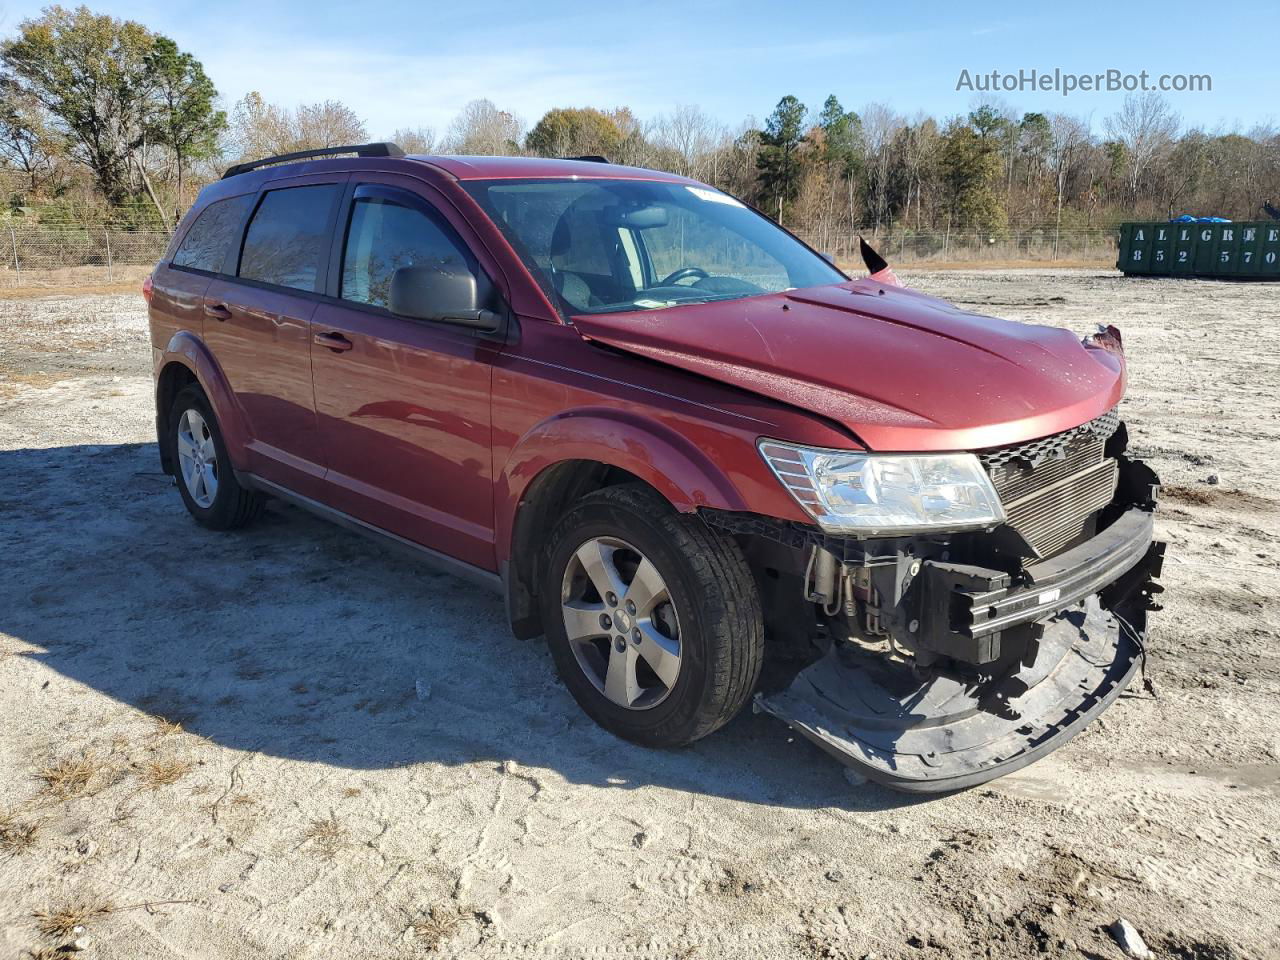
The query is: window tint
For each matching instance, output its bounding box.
[239,184,340,292]
[172,194,253,273]
[341,196,474,309]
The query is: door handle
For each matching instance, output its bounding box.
[314,331,354,353]
[204,303,232,321]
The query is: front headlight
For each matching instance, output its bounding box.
[758,440,1006,536]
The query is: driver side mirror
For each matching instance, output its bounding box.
[389,264,500,331]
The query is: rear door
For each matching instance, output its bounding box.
[153,191,257,371]
[203,174,347,498]
[309,176,505,570]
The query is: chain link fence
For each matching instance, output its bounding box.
[0,226,172,287]
[792,228,1120,267]
[0,222,1122,289]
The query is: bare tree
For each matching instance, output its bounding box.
[388,126,437,154]
[861,103,903,235]
[227,92,288,159]
[227,93,367,160]
[446,99,523,155]
[294,100,367,148]
[0,79,62,192]
[897,114,938,230]
[651,104,723,181]
[1049,113,1090,256]
[718,120,760,200]
[1106,92,1179,207]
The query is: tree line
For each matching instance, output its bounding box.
[1,5,1277,238]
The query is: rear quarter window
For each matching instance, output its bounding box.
[238,184,341,292]
[171,194,254,273]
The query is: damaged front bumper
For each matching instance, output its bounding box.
[741,505,1165,792]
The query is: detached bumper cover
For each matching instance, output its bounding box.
[756,508,1165,792]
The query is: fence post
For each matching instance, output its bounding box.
[9,226,18,285]
[104,228,113,282]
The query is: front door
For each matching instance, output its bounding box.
[203,176,346,498]
[309,180,503,571]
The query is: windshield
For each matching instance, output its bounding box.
[463,178,846,315]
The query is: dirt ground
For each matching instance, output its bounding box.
[0,269,1276,960]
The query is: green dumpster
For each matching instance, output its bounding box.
[1118,220,1280,279]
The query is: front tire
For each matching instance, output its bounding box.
[540,484,764,747]
[168,385,263,530]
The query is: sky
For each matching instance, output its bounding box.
[0,0,1273,139]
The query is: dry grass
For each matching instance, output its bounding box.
[912,256,1113,271]
[0,809,42,854]
[35,754,104,800]
[836,256,1115,273]
[407,904,483,952]
[151,716,185,738]
[0,264,150,299]
[0,371,70,401]
[33,901,114,939]
[137,757,193,789]
[303,813,347,859]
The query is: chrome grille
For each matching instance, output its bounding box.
[978,409,1120,470]
[979,410,1123,559]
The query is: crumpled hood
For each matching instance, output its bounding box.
[571,279,1125,451]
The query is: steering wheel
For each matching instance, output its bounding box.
[657,266,709,286]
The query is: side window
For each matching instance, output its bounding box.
[340,195,474,309]
[238,184,340,292]
[172,194,254,273]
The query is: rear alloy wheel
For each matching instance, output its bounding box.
[168,385,263,530]
[541,483,764,747]
[176,408,218,508]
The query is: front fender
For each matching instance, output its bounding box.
[159,331,251,471]
[495,407,753,559]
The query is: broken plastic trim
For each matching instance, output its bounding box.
[754,513,1164,793]
[756,595,1146,792]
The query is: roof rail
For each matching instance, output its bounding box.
[567,155,609,163]
[222,142,404,180]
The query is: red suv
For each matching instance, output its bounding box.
[146,143,1165,792]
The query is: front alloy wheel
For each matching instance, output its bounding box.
[540,483,764,747]
[561,536,683,710]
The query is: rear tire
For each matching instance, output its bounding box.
[168,385,263,530]
[540,483,764,747]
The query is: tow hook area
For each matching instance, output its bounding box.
[754,512,1166,793]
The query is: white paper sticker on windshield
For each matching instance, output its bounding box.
[686,186,744,207]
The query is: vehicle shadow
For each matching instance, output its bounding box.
[0,441,925,813]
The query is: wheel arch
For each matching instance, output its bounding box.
[155,331,250,474]
[498,409,754,640]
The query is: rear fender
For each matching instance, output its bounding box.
[158,331,251,471]
[496,408,751,560]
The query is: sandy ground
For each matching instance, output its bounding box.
[0,269,1277,960]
